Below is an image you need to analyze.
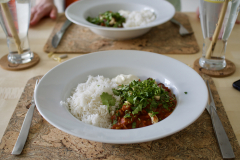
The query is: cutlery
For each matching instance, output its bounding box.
[52,19,72,48]
[170,18,193,36]
[12,79,39,155]
[206,80,235,159]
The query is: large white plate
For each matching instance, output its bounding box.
[65,0,175,39]
[35,50,208,144]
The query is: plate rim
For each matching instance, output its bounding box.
[65,0,175,31]
[35,50,208,144]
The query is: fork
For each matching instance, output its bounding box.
[170,18,193,36]
[11,79,39,155]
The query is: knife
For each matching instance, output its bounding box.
[52,19,72,48]
[206,80,235,159]
[12,79,39,155]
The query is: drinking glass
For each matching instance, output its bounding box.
[237,8,240,22]
[0,0,34,64]
[199,0,240,70]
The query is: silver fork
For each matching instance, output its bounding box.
[170,18,193,36]
[205,80,235,159]
[12,79,39,155]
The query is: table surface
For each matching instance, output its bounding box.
[0,12,240,145]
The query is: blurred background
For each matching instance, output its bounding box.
[181,0,199,12]
[53,0,199,13]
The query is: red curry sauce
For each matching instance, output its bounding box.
[111,83,177,129]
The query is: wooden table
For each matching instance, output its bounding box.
[0,12,240,145]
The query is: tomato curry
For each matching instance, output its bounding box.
[111,78,177,129]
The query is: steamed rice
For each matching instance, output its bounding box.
[119,9,156,28]
[62,75,120,128]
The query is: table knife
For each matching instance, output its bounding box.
[12,79,39,155]
[206,80,235,159]
[52,19,72,48]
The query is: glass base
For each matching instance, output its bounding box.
[199,57,226,71]
[8,50,34,64]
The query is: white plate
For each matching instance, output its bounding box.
[65,0,175,39]
[35,50,208,144]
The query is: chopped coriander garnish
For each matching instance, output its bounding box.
[87,11,125,28]
[111,78,177,129]
[149,111,159,117]
[112,79,172,115]
[132,104,142,115]
[184,92,188,94]
[150,99,158,109]
[116,112,120,117]
[124,112,131,118]
[113,120,117,125]
[163,103,169,109]
[132,122,136,128]
[100,92,116,113]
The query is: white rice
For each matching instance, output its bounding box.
[119,9,156,28]
[62,75,121,128]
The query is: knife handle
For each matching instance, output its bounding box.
[170,18,181,26]
[210,106,235,159]
[60,19,72,32]
[11,103,35,155]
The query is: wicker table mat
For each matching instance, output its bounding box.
[43,13,199,54]
[1,75,240,160]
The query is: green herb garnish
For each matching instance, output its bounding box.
[150,99,158,109]
[124,112,131,118]
[113,120,117,125]
[132,104,142,115]
[112,79,173,115]
[116,111,120,117]
[87,11,125,28]
[149,111,159,117]
[132,122,136,128]
[100,92,116,113]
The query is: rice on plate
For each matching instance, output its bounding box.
[61,74,139,128]
[119,9,156,28]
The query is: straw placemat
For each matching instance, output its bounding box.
[43,12,199,54]
[0,75,239,159]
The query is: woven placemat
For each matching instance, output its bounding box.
[43,12,199,54]
[0,74,240,159]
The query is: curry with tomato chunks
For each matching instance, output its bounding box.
[87,11,126,28]
[111,78,177,129]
